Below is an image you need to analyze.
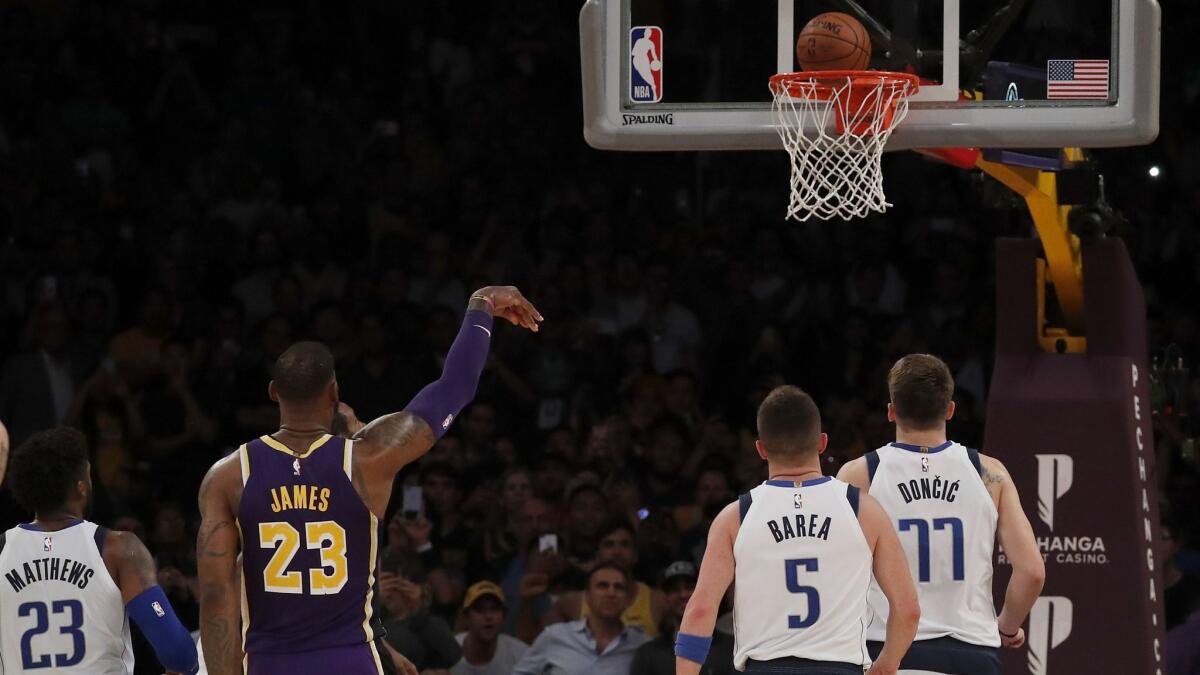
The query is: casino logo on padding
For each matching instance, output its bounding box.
[999,453,1108,567]
[1027,596,1073,675]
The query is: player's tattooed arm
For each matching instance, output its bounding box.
[981,460,1010,488]
[196,455,244,675]
[353,412,436,474]
[984,453,1045,645]
[104,530,159,605]
[351,412,436,516]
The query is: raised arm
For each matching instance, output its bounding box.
[196,455,244,675]
[858,494,920,675]
[676,502,738,675]
[352,287,541,515]
[105,530,199,674]
[983,454,1045,648]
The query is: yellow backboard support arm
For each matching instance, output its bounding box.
[975,149,1087,353]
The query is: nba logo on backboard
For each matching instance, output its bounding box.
[630,26,663,103]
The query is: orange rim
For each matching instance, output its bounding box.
[769,70,920,102]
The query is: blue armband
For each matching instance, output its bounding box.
[405,309,493,439]
[674,632,712,664]
[127,585,199,675]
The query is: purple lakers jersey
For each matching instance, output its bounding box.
[237,434,383,665]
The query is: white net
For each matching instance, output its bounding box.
[770,72,918,222]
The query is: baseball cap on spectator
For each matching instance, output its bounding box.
[462,581,506,609]
[661,560,697,588]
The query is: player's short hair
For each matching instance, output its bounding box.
[588,560,632,587]
[756,385,822,460]
[272,341,335,402]
[888,354,955,430]
[9,427,89,515]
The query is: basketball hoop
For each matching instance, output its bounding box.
[769,71,919,222]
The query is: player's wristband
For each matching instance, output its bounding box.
[470,293,495,312]
[999,627,1019,638]
[674,632,712,664]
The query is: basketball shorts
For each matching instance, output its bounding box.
[743,656,865,674]
[867,636,1002,675]
[246,643,383,675]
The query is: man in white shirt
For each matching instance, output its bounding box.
[452,581,528,675]
[513,562,648,674]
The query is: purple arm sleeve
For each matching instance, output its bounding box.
[404,309,493,439]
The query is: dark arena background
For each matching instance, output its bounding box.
[0,2,1196,674]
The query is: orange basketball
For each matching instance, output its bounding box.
[796,12,872,72]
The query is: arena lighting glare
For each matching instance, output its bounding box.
[1148,165,1162,178]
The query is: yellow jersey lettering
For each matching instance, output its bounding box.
[292,484,308,510]
[269,485,332,512]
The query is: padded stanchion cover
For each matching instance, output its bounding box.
[986,238,1167,675]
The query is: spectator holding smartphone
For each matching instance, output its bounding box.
[379,570,462,671]
[512,531,573,644]
[539,520,665,639]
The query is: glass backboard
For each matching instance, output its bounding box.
[580,0,1160,151]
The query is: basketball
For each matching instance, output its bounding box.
[796,12,871,71]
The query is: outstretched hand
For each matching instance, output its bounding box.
[472,286,543,332]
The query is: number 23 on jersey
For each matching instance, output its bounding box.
[259,521,348,595]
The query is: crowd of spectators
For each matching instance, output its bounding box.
[0,1,1197,673]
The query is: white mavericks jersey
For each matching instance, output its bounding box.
[733,477,872,669]
[864,442,1001,647]
[0,520,134,674]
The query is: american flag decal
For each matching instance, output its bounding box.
[1047,60,1109,100]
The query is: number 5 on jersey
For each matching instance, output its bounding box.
[785,558,820,629]
[259,521,348,595]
